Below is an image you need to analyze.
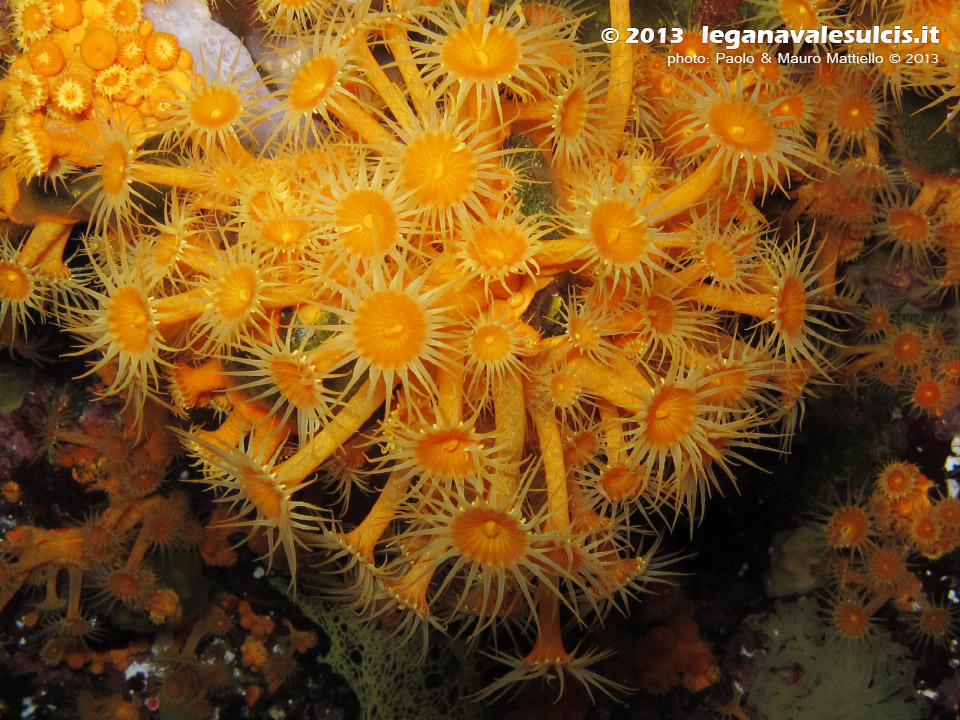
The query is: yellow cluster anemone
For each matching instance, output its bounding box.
[3,0,959,704]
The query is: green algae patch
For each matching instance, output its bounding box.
[744,598,929,720]
[895,91,960,176]
[0,366,31,413]
[277,582,482,720]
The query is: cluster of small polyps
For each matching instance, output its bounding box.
[5,0,958,700]
[811,459,959,677]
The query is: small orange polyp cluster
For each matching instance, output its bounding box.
[0,402,187,668]
[843,313,959,418]
[818,460,959,652]
[1,0,193,179]
[1,0,958,703]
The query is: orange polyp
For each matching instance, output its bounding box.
[825,505,870,550]
[891,329,924,367]
[450,506,528,567]
[352,40,413,128]
[117,32,146,67]
[460,217,536,288]
[96,65,130,100]
[918,607,951,637]
[287,55,340,113]
[471,323,512,363]
[239,468,284,522]
[701,239,737,281]
[863,306,891,335]
[442,24,520,82]
[589,198,652,268]
[0,262,32,303]
[126,63,160,101]
[335,189,397,258]
[15,0,53,41]
[912,379,941,411]
[875,462,918,500]
[567,314,602,354]
[645,292,676,336]
[189,86,242,131]
[673,35,712,63]
[214,264,259,323]
[771,93,805,124]
[888,208,929,245]
[5,67,49,113]
[780,0,819,32]
[401,131,478,209]
[100,140,130,199]
[865,546,905,588]
[51,0,82,29]
[264,353,324,410]
[129,158,205,191]
[527,588,567,664]
[548,369,581,409]
[145,32,178,70]
[559,88,589,139]
[665,109,707,157]
[107,285,156,356]
[353,290,427,371]
[775,275,808,339]
[835,93,875,134]
[913,515,937,540]
[27,37,64,76]
[104,0,141,33]
[709,101,775,154]
[107,568,150,604]
[261,218,310,252]
[833,599,870,639]
[52,73,92,114]
[751,52,780,83]
[937,498,960,527]
[598,463,643,502]
[412,425,480,479]
[643,384,696,449]
[80,27,119,70]
[386,548,439,616]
